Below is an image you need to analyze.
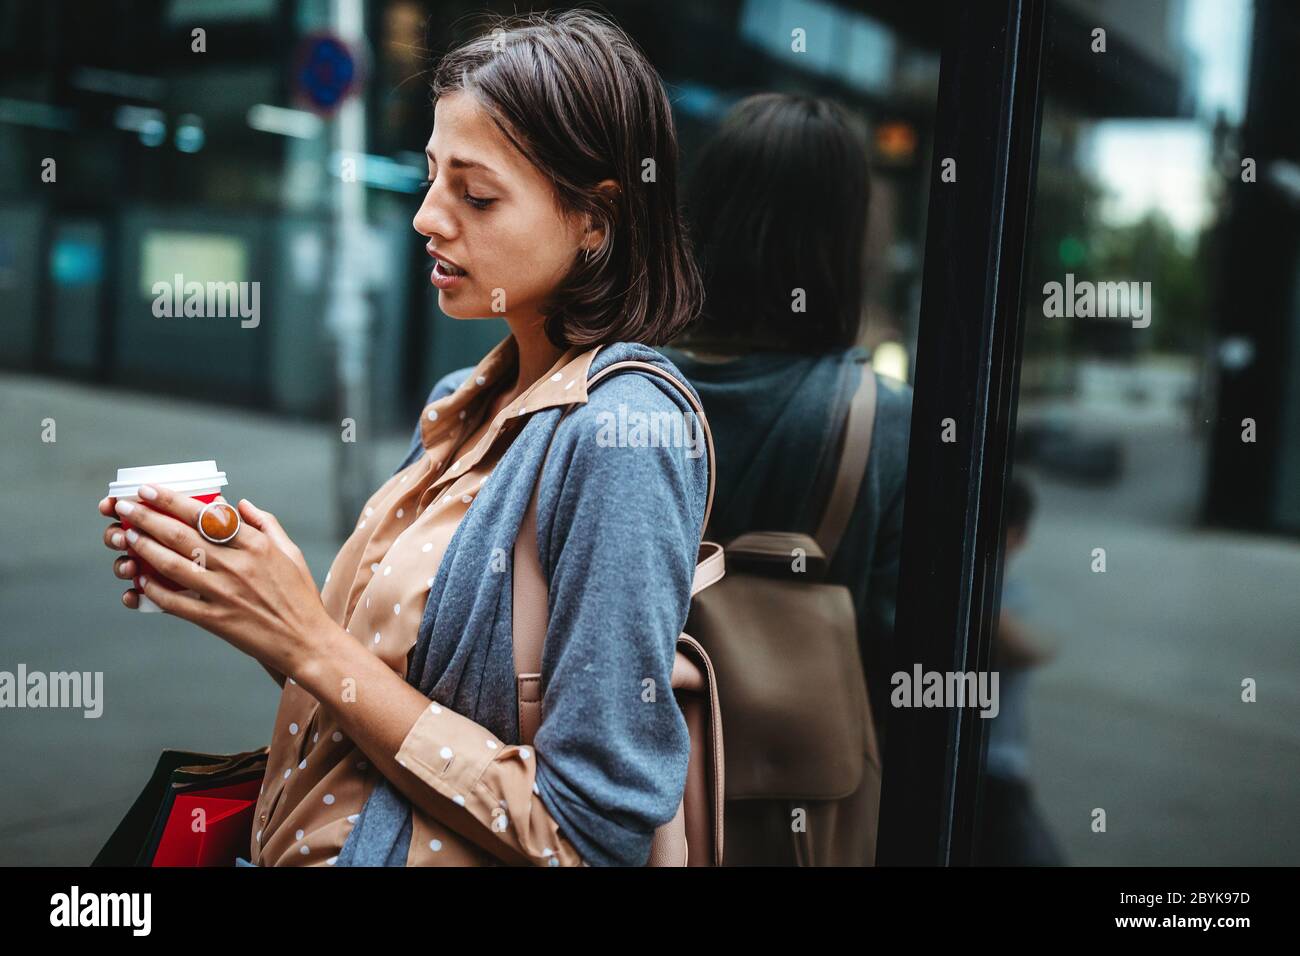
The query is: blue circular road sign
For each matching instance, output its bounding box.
[295,35,358,114]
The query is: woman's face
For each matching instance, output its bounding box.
[413,91,588,322]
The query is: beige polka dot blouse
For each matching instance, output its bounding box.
[249,335,599,866]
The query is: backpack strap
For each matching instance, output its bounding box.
[513,360,719,745]
[812,355,878,566]
[514,475,548,746]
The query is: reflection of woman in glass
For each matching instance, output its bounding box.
[101,11,709,866]
[664,93,913,739]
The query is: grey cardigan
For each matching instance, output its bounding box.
[334,342,709,867]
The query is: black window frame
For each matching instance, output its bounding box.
[875,0,1046,866]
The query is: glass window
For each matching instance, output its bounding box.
[977,0,1298,866]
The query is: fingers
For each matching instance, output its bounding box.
[121,587,141,610]
[114,497,206,562]
[104,521,127,551]
[133,483,202,524]
[113,555,139,581]
[136,573,210,621]
[238,499,312,582]
[127,484,258,550]
[102,494,126,551]
[239,499,291,549]
[118,525,212,596]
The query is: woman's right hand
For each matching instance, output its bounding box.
[100,495,314,589]
[99,493,292,688]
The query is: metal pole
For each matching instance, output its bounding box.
[326,0,371,539]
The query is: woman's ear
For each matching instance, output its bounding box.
[581,178,622,255]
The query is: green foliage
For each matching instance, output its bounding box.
[1026,158,1211,357]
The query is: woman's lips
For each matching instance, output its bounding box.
[430,256,468,290]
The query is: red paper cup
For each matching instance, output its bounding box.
[108,461,229,612]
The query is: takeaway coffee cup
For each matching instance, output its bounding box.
[107,460,228,613]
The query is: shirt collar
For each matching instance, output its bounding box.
[420,334,602,451]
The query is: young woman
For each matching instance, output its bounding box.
[98,10,708,867]
[663,92,913,740]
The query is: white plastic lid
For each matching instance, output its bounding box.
[109,460,228,498]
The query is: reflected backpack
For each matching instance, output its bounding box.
[684,353,882,865]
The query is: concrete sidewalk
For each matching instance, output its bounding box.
[1010,418,1300,866]
[0,371,410,865]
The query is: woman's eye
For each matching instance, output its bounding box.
[415,177,493,209]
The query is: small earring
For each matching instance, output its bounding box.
[584,245,593,263]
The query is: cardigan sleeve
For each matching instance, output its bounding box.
[528,372,708,866]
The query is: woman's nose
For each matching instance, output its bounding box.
[413,186,455,240]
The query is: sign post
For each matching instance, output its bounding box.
[297,14,373,539]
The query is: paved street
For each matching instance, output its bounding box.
[1011,413,1300,865]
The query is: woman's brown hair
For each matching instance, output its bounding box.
[431,9,702,349]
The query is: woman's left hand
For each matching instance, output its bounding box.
[105,483,335,678]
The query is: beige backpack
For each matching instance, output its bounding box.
[513,359,727,866]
